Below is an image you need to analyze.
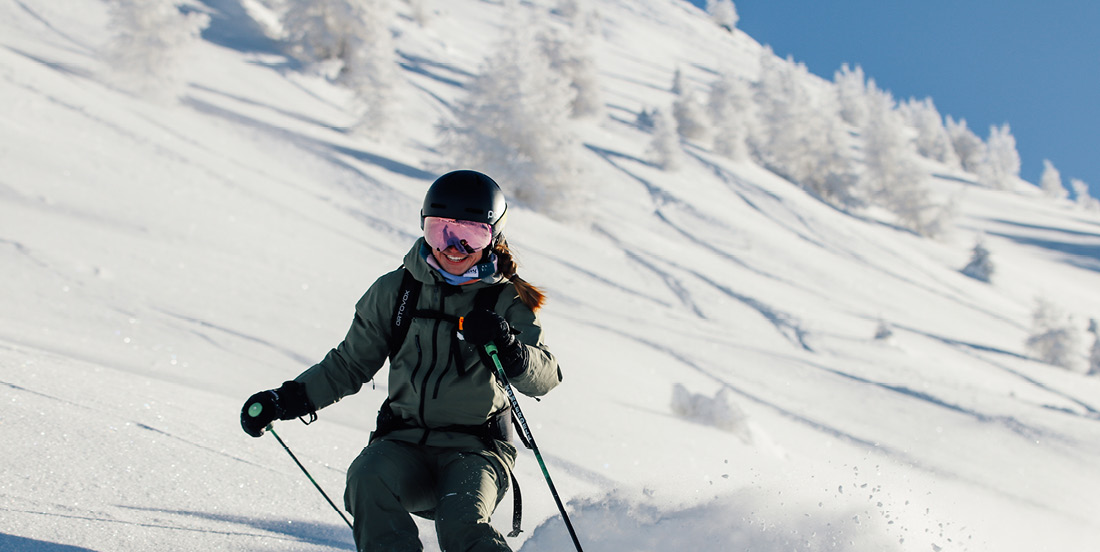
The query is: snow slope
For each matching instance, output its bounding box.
[2,1,1099,551]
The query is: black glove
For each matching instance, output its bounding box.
[240,380,315,438]
[463,309,529,378]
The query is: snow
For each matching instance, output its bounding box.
[3,0,1100,551]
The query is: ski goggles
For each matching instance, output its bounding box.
[423,216,493,253]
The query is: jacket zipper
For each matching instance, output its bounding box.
[409,335,423,392]
[417,289,446,425]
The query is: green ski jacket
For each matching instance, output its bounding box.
[294,239,562,451]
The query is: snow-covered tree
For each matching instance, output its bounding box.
[282,0,400,135]
[104,0,210,97]
[670,66,684,95]
[404,0,431,26]
[648,108,683,170]
[751,50,858,207]
[900,97,960,168]
[1088,319,1100,377]
[537,25,603,118]
[1025,299,1083,371]
[960,238,994,282]
[706,0,738,31]
[945,116,984,173]
[1039,160,1069,200]
[344,0,400,134]
[834,63,869,126]
[860,85,946,236]
[282,0,362,63]
[707,70,751,160]
[437,19,582,219]
[1071,179,1100,212]
[673,88,709,141]
[976,123,1021,190]
[874,319,895,342]
[552,0,582,21]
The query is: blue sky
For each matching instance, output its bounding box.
[689,1,1100,200]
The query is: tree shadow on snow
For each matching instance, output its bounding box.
[193,0,288,60]
[119,506,355,550]
[986,230,1100,273]
[0,533,97,552]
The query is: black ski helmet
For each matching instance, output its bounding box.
[421,170,508,245]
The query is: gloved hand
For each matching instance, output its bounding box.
[463,309,529,378]
[240,380,315,437]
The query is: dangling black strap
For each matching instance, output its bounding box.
[508,476,523,537]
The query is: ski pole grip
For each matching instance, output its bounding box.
[248,402,263,418]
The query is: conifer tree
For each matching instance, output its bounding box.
[673,88,709,141]
[1026,299,1083,371]
[104,0,210,97]
[282,0,400,135]
[1071,179,1100,212]
[834,63,869,126]
[406,0,431,26]
[648,108,683,170]
[538,24,603,118]
[706,0,739,30]
[860,85,946,236]
[707,70,750,160]
[1039,160,1069,200]
[961,239,994,283]
[945,116,984,173]
[438,17,582,219]
[900,97,960,168]
[670,66,684,95]
[751,50,857,207]
[1088,319,1100,377]
[874,319,895,341]
[977,124,1021,190]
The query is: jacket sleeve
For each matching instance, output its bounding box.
[294,273,397,410]
[500,292,562,398]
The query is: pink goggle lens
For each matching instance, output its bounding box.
[423,217,493,253]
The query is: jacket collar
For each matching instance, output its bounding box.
[404,238,505,288]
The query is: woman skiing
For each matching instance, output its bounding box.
[241,170,563,552]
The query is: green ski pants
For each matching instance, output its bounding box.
[344,438,515,552]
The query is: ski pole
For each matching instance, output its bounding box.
[484,343,584,552]
[247,403,354,531]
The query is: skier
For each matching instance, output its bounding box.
[240,170,563,552]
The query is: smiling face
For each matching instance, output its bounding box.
[430,245,481,275]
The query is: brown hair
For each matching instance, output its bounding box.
[494,238,545,312]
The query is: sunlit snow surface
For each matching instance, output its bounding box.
[2,1,1099,551]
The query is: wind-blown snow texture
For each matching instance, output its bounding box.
[3,1,1100,551]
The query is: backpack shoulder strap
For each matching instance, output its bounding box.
[389,267,421,360]
[473,281,509,314]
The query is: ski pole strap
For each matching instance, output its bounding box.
[484,344,584,552]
